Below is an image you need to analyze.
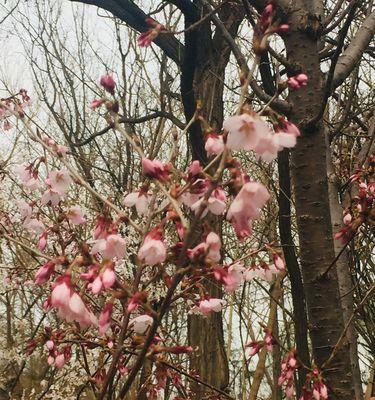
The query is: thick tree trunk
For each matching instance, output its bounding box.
[284,13,355,398]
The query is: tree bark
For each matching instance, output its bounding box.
[284,7,355,398]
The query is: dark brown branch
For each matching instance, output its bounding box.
[69,0,184,65]
[73,112,184,147]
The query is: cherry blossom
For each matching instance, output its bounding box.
[197,298,226,315]
[91,233,126,260]
[188,231,221,264]
[142,158,171,181]
[124,188,149,216]
[138,228,167,266]
[48,169,72,195]
[66,205,86,225]
[287,73,308,90]
[205,133,224,156]
[100,75,116,94]
[99,302,113,334]
[227,182,270,240]
[129,314,154,334]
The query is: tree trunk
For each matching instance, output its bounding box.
[284,10,355,398]
[182,5,243,397]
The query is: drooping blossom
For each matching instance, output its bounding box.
[35,261,55,285]
[142,158,171,181]
[99,302,113,334]
[224,114,272,152]
[13,163,40,190]
[16,199,32,219]
[48,169,72,195]
[41,189,61,206]
[187,160,202,178]
[244,262,279,282]
[227,182,270,240]
[100,75,116,94]
[188,232,221,264]
[343,212,352,225]
[124,187,149,216]
[191,187,227,217]
[89,264,116,294]
[38,232,48,251]
[194,298,226,315]
[223,262,245,292]
[138,228,167,266]
[276,117,301,137]
[24,218,45,235]
[287,73,308,90]
[50,276,97,328]
[129,314,153,334]
[66,205,86,225]
[224,113,297,161]
[137,19,165,47]
[91,233,126,260]
[278,350,298,398]
[205,133,224,156]
[91,99,105,109]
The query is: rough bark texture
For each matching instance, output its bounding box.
[284,6,355,398]
[183,4,244,396]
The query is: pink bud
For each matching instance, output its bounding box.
[278,24,289,33]
[90,99,105,109]
[100,75,116,95]
[45,340,54,350]
[47,356,55,365]
[55,353,65,369]
[102,268,116,289]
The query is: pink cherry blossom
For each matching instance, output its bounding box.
[99,302,113,334]
[189,232,221,264]
[205,133,224,156]
[227,182,270,240]
[138,228,167,266]
[35,264,52,285]
[91,275,104,294]
[223,262,245,292]
[55,354,65,369]
[142,158,171,181]
[24,218,45,235]
[191,187,227,217]
[13,163,40,190]
[41,189,61,206]
[287,73,308,89]
[187,160,202,177]
[16,199,32,219]
[100,75,116,94]
[38,232,48,251]
[48,169,72,195]
[124,189,149,216]
[343,213,352,225]
[66,205,86,225]
[91,234,126,260]
[130,314,153,334]
[45,340,54,350]
[91,99,105,109]
[102,267,116,289]
[137,20,164,47]
[224,114,272,152]
[198,298,226,315]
